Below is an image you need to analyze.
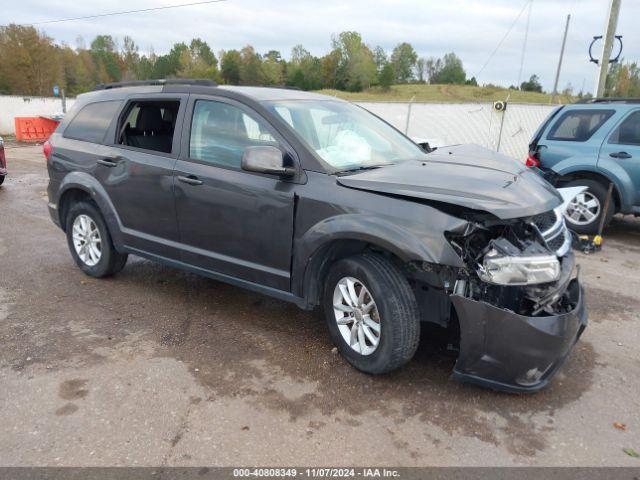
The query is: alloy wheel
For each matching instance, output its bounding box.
[332,276,381,356]
[565,191,601,226]
[72,214,102,267]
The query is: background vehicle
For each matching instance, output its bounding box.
[527,98,640,234]
[0,136,6,186]
[45,79,586,392]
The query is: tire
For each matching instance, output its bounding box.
[65,201,128,277]
[323,254,420,374]
[0,175,4,186]
[563,179,615,235]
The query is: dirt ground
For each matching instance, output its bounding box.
[1,145,639,467]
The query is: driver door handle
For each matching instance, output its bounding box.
[177,175,203,186]
[610,151,632,159]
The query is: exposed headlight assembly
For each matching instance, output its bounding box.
[478,249,560,286]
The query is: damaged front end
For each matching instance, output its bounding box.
[445,207,587,393]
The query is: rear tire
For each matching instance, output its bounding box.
[323,254,420,374]
[563,179,614,235]
[65,201,128,278]
[0,175,5,186]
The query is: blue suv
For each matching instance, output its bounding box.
[527,98,640,234]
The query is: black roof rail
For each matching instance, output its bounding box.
[94,78,217,91]
[575,97,640,104]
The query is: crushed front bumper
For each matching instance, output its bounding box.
[451,279,587,393]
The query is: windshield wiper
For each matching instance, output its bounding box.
[335,164,390,175]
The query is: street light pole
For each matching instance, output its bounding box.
[595,0,622,97]
[551,14,571,103]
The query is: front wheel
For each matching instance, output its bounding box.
[563,179,614,235]
[323,254,420,374]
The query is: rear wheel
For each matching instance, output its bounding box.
[65,201,128,277]
[323,254,420,374]
[563,179,614,235]
[0,175,4,186]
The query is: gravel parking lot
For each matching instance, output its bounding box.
[1,145,639,467]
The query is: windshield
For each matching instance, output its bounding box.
[264,100,425,171]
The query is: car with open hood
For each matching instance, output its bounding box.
[44,80,587,392]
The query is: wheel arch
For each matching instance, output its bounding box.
[554,169,623,212]
[293,214,463,308]
[56,173,124,248]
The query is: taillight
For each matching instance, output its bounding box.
[43,141,52,161]
[525,153,540,168]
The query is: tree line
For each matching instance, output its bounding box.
[1,24,637,98]
[0,25,475,96]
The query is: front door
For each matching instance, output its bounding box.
[173,97,297,291]
[598,109,640,207]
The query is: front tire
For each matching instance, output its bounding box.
[323,254,420,374]
[65,201,128,277]
[563,179,614,235]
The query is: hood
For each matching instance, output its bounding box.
[336,144,562,219]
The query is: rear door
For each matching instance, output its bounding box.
[99,93,188,259]
[537,107,616,169]
[597,109,640,207]
[173,95,297,291]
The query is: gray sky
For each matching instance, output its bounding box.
[4,0,639,93]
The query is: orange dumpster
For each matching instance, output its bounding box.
[14,116,60,142]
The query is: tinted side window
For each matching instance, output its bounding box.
[609,111,640,146]
[547,109,614,142]
[64,101,121,143]
[189,100,277,168]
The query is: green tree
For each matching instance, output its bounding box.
[239,45,263,85]
[378,63,394,91]
[373,46,388,73]
[606,60,640,97]
[121,36,140,81]
[330,31,376,92]
[287,45,323,90]
[177,38,219,80]
[520,74,543,93]
[0,25,63,95]
[426,52,466,84]
[90,35,122,83]
[390,42,417,83]
[261,50,284,86]
[415,57,427,83]
[220,49,241,85]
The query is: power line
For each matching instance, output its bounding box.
[475,0,532,79]
[517,0,533,86]
[5,0,227,27]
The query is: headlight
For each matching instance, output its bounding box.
[478,250,560,285]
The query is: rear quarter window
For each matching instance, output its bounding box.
[547,109,614,142]
[64,100,122,144]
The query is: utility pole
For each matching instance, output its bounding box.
[551,14,571,103]
[595,0,622,97]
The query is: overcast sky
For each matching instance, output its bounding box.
[4,0,639,93]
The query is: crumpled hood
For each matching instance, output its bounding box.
[336,144,562,219]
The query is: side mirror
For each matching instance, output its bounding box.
[241,146,295,178]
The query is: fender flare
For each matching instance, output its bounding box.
[552,163,630,209]
[56,172,125,248]
[292,213,465,302]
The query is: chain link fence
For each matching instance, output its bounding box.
[357,101,558,161]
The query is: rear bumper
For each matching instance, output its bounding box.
[451,279,587,393]
[48,201,61,228]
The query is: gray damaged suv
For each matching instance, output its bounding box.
[45,79,587,392]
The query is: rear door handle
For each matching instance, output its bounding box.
[610,151,632,159]
[97,158,118,167]
[177,175,203,186]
